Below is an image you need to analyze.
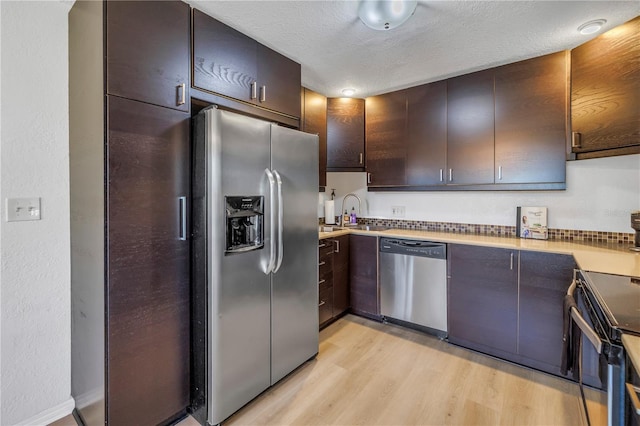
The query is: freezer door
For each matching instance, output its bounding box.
[205,108,273,425]
[270,125,319,384]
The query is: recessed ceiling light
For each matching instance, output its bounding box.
[578,19,607,35]
[342,88,356,97]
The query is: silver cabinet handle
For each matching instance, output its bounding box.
[273,170,284,273]
[318,279,326,285]
[319,300,326,306]
[626,383,640,415]
[367,173,371,184]
[498,166,503,181]
[571,132,582,149]
[318,243,327,248]
[359,153,363,165]
[510,252,514,270]
[449,168,453,182]
[439,169,444,182]
[178,196,187,240]
[177,83,186,106]
[251,82,258,100]
[265,168,276,274]
[334,239,340,253]
[260,85,266,102]
[319,261,326,266]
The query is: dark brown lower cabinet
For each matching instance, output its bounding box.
[448,244,518,357]
[107,96,190,424]
[332,235,350,315]
[518,251,576,375]
[319,239,334,326]
[449,243,586,380]
[349,235,379,319]
[319,235,350,328]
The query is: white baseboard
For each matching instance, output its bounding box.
[16,397,75,426]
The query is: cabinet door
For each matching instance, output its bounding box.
[327,98,365,170]
[519,251,576,375]
[571,16,640,155]
[446,70,495,185]
[406,81,447,186]
[106,0,190,112]
[192,9,257,104]
[107,96,190,424]
[302,88,327,188]
[332,235,350,315]
[319,239,334,326]
[257,45,301,118]
[448,244,518,356]
[495,52,568,184]
[349,235,378,318]
[365,90,407,186]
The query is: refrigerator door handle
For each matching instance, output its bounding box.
[265,168,277,274]
[273,170,284,273]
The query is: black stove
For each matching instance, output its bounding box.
[574,270,640,426]
[582,271,640,339]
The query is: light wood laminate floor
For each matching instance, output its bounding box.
[52,314,606,426]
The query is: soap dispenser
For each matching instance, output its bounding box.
[350,207,357,224]
[343,210,349,226]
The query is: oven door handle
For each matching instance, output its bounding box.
[567,280,603,354]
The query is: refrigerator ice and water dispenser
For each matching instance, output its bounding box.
[225,196,264,253]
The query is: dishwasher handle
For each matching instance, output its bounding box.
[380,238,446,259]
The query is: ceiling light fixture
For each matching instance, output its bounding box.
[358,0,418,31]
[342,88,356,97]
[578,19,607,35]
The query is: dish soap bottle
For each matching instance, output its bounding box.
[350,207,357,224]
[343,210,349,225]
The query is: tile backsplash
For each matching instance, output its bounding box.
[320,217,634,244]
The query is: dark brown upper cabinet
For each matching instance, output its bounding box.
[365,90,408,186]
[106,0,190,112]
[494,51,568,186]
[327,98,365,171]
[406,81,448,186]
[571,16,640,159]
[192,9,301,119]
[301,88,327,188]
[446,69,496,185]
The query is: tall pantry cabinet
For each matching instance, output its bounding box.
[70,1,190,425]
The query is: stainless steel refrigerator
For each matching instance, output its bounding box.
[191,107,319,425]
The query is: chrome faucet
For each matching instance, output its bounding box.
[341,193,362,227]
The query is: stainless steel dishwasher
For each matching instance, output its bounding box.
[379,237,447,337]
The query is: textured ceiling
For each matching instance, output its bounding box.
[186,1,640,98]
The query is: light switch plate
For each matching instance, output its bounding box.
[391,206,406,217]
[6,197,41,221]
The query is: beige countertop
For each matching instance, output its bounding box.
[319,227,640,277]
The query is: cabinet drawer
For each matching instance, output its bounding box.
[319,283,333,325]
[319,240,334,259]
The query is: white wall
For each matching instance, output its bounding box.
[323,154,640,233]
[0,2,73,425]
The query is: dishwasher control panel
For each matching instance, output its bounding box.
[379,238,446,259]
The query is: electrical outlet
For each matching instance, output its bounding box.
[391,206,406,217]
[6,197,41,222]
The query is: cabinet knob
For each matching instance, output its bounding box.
[571,132,582,149]
[177,83,186,106]
[260,85,266,103]
[251,82,257,100]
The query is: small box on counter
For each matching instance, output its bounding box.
[517,206,548,240]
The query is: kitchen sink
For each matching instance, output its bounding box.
[319,226,345,232]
